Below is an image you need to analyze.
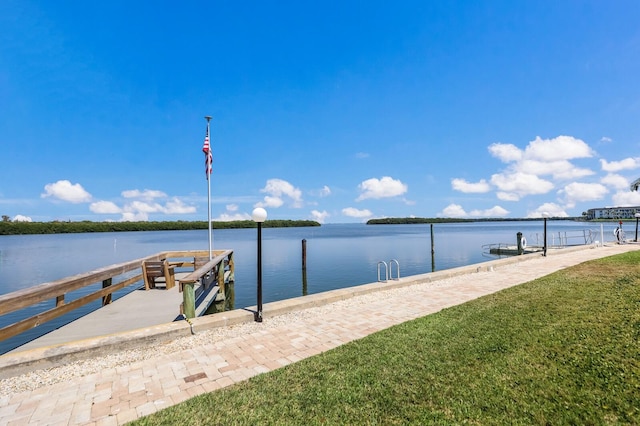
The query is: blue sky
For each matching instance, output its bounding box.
[2,1,640,224]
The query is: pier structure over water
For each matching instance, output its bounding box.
[0,249,234,353]
[483,228,601,257]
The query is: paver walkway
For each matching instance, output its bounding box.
[1,243,638,425]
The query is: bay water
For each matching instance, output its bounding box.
[0,221,614,353]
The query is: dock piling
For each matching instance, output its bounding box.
[430,224,435,272]
[302,239,307,269]
[182,282,196,319]
[517,232,524,255]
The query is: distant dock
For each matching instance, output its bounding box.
[484,227,602,257]
[486,244,544,256]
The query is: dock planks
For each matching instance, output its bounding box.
[11,279,216,353]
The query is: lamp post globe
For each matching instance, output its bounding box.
[252,207,267,223]
[252,208,267,322]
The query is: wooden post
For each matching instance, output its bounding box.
[225,282,235,311]
[517,232,523,255]
[302,239,307,270]
[301,239,308,295]
[183,282,196,319]
[430,224,435,272]
[227,252,235,282]
[302,267,308,296]
[102,278,112,306]
[217,262,225,300]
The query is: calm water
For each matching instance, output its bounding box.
[0,221,614,353]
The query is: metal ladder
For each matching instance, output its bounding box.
[377,259,400,282]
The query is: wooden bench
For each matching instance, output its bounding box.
[142,260,176,290]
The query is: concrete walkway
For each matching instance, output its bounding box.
[0,243,638,425]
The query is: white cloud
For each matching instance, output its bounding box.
[89,201,122,214]
[164,198,197,214]
[526,203,568,218]
[41,180,92,203]
[121,211,149,222]
[600,136,613,143]
[256,178,303,208]
[356,176,408,201]
[451,178,491,193]
[496,192,520,201]
[12,214,32,222]
[214,204,251,221]
[214,212,251,221]
[600,157,640,172]
[489,143,522,162]
[601,173,629,190]
[122,189,167,200]
[549,165,594,180]
[483,136,598,204]
[119,199,196,215]
[490,172,554,201]
[524,135,594,161]
[558,182,608,208]
[342,207,373,218]
[101,194,197,220]
[611,190,640,206]
[126,200,164,213]
[518,160,594,180]
[309,186,332,198]
[438,203,468,218]
[311,210,329,223]
[255,195,284,208]
[468,206,510,217]
[438,204,509,218]
[488,136,595,198]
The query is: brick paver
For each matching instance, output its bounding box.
[1,243,638,425]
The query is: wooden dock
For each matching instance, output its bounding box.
[11,283,213,352]
[1,250,234,354]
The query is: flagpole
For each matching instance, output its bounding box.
[205,115,213,260]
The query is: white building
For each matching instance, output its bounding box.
[585,206,640,220]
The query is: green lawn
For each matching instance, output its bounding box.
[132,251,640,425]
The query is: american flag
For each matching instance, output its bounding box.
[202,127,212,179]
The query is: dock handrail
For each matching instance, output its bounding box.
[377,261,388,282]
[179,250,234,318]
[0,249,233,343]
[389,259,400,280]
[179,250,233,286]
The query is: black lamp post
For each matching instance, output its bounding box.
[542,212,549,257]
[635,213,640,242]
[252,207,267,322]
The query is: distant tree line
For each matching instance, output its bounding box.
[0,220,320,235]
[367,217,585,225]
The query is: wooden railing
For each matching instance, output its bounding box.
[0,249,234,343]
[178,250,234,318]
